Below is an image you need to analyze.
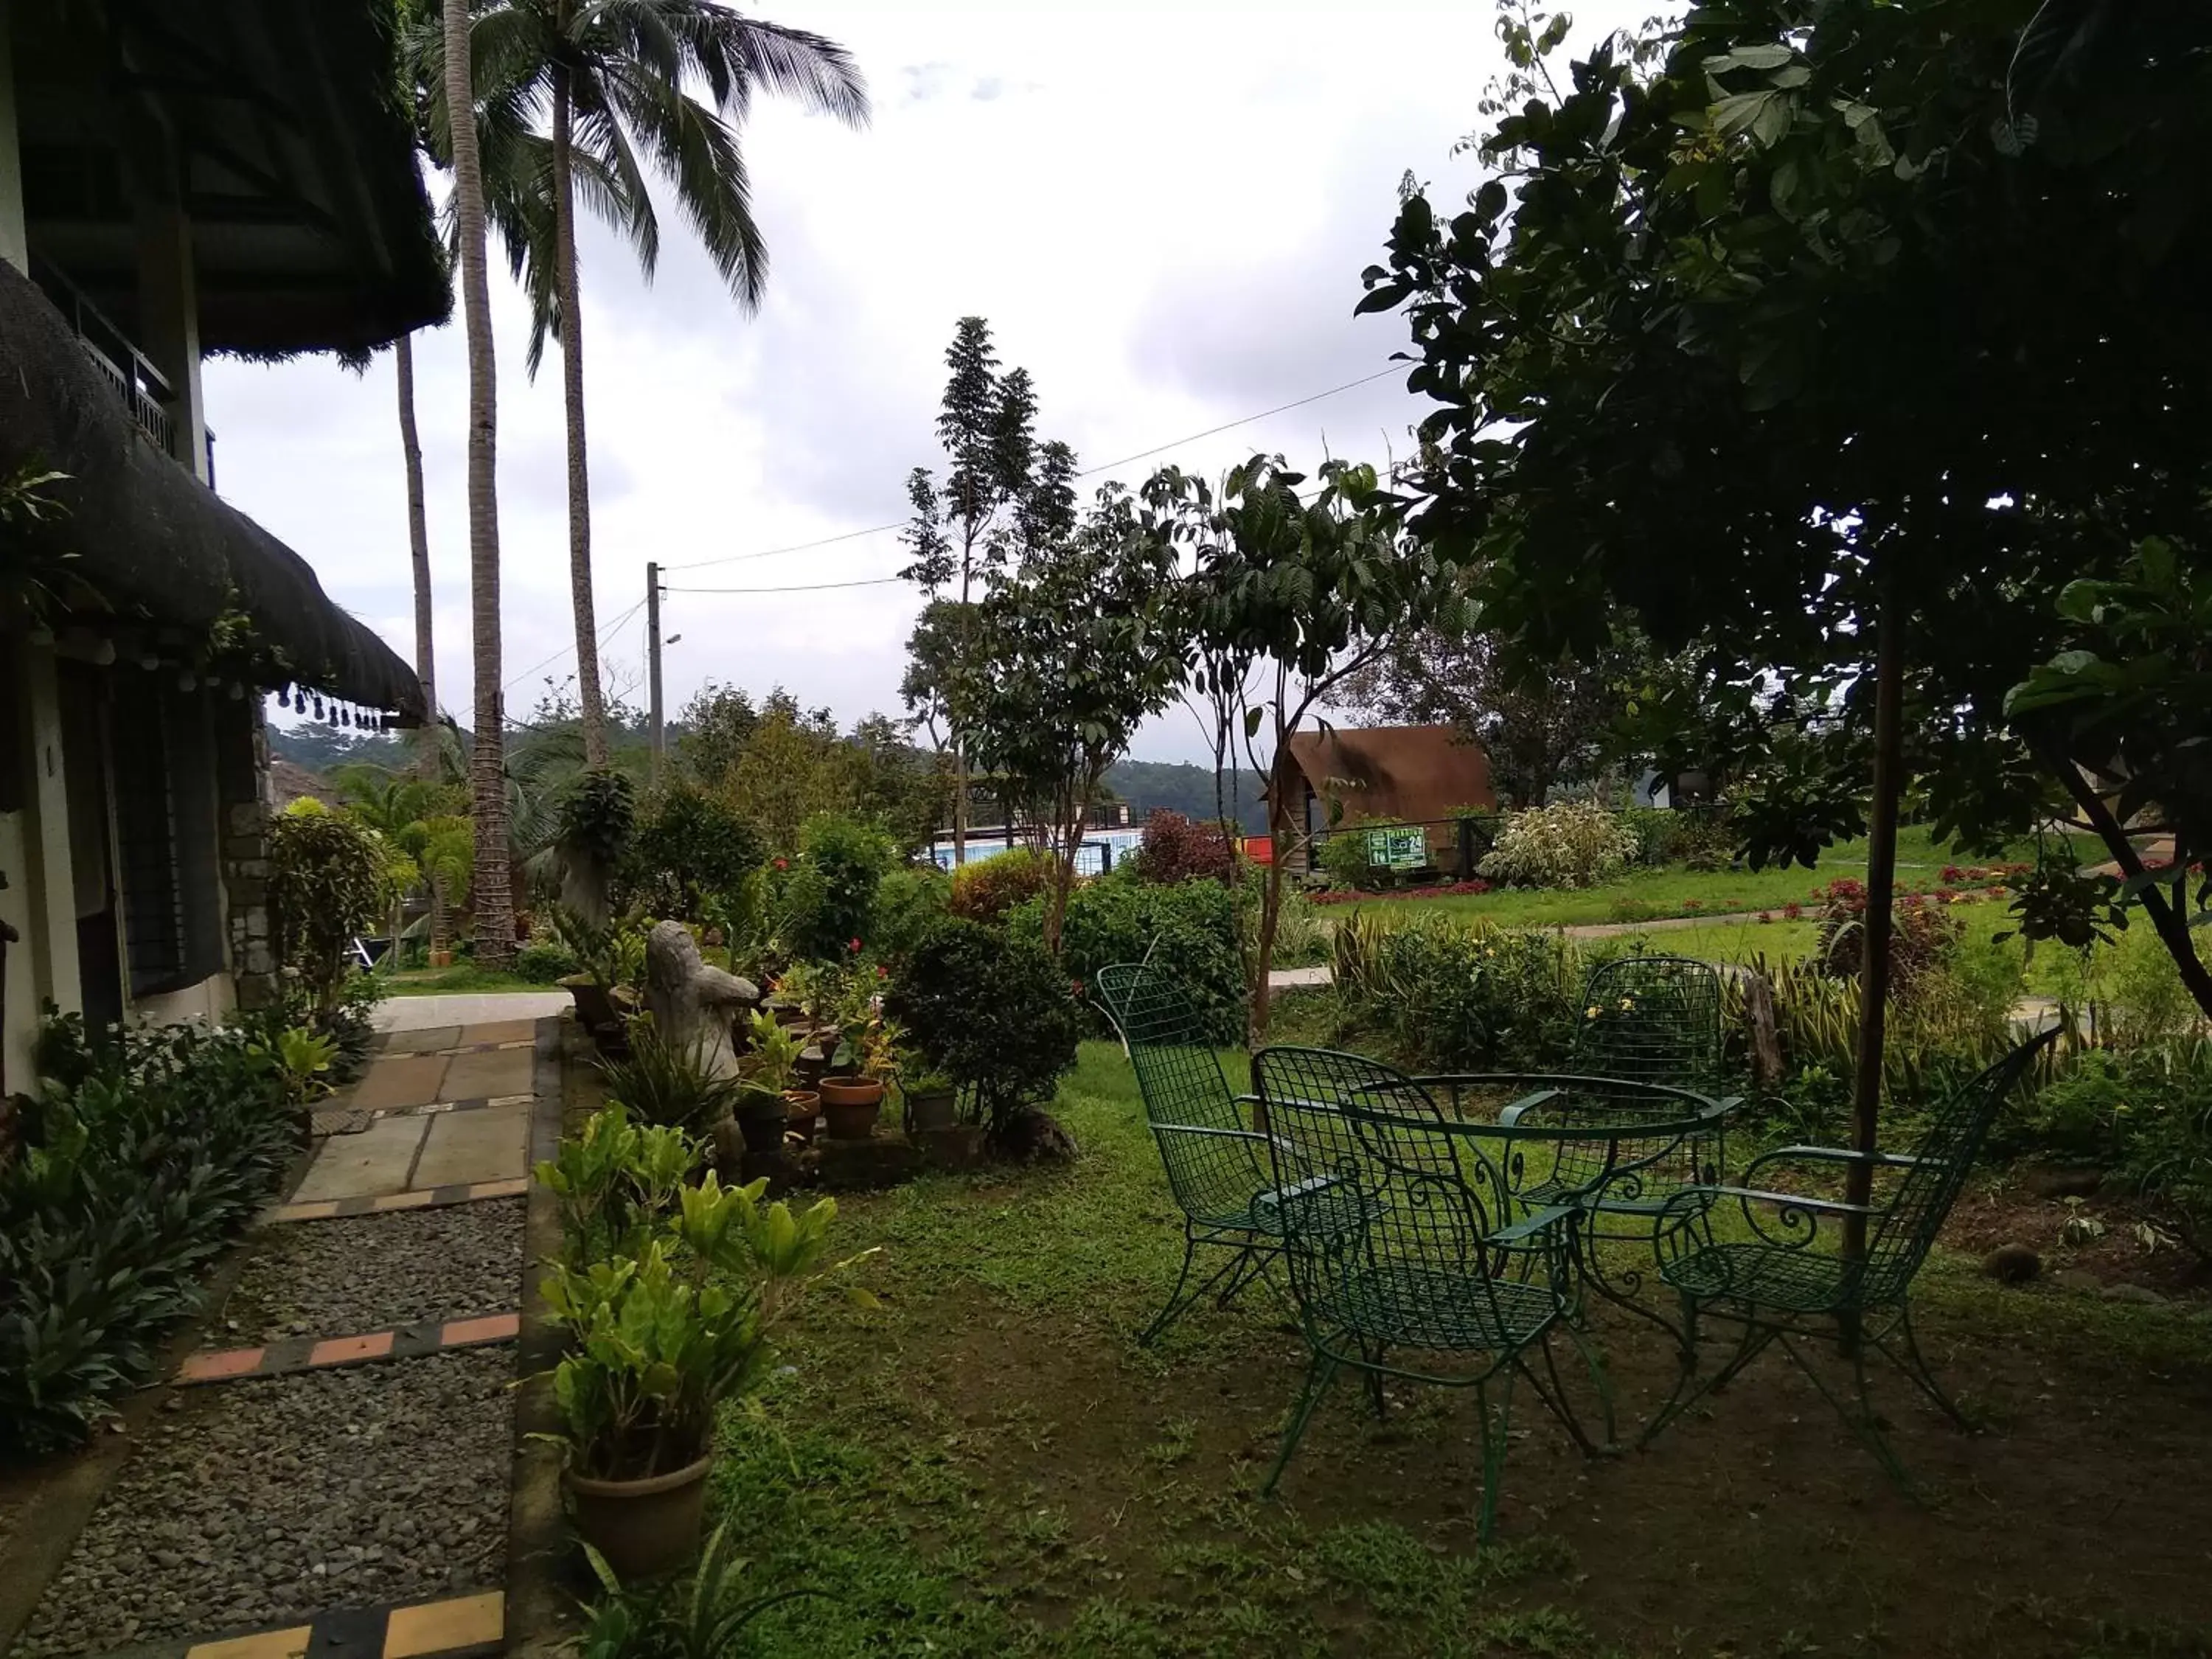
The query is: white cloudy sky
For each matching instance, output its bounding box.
[209,0,1646,765]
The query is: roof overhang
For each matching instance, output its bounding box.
[14,0,448,358]
[0,258,425,719]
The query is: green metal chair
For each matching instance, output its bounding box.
[1094,961,1293,1345]
[1645,1026,2062,1481]
[1499,955,1737,1336]
[1251,1045,1592,1537]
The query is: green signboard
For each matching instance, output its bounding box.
[1365,826,1427,870]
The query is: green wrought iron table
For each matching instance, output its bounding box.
[1299,1070,1741,1449]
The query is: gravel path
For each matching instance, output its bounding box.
[12,1348,513,1657]
[220,1199,524,1343]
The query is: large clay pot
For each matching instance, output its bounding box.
[566,1453,714,1582]
[818,1077,884,1140]
[782,1088,821,1144]
[904,1085,958,1134]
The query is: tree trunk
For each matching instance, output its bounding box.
[1249,743,1293,1043]
[552,64,608,768]
[445,0,515,969]
[394,333,437,778]
[430,873,451,959]
[2043,748,2212,1021]
[1843,578,1905,1269]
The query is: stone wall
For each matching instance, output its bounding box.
[215,693,276,1011]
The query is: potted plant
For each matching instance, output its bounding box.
[901,1064,959,1134]
[821,1017,901,1141]
[734,1009,804,1155]
[541,1166,833,1580]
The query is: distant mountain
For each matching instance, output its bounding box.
[1105,759,1269,835]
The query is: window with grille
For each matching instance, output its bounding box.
[108,677,223,998]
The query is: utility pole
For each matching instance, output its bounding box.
[646,561,664,785]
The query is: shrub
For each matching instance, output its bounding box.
[555,769,638,911]
[947,846,1054,925]
[1009,869,1245,1044]
[1329,911,1585,1072]
[1810,880,1963,998]
[269,799,388,1015]
[885,918,1080,1135]
[779,813,894,961]
[515,939,580,984]
[871,865,952,969]
[1130,811,1237,886]
[1,1015,298,1455]
[2014,1043,2212,1258]
[1478,801,1637,889]
[596,1021,747,1138]
[1314,822,1395,891]
[628,787,763,919]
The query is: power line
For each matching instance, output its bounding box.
[501,596,646,695]
[663,575,905,596]
[657,363,1408,573]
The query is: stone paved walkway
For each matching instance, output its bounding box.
[7,1019,554,1659]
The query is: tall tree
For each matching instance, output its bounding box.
[393,334,439,778]
[902,316,1074,865]
[958,483,1187,952]
[1152,456,1466,1038]
[464,0,869,767]
[442,0,518,967]
[1360,0,2212,1222]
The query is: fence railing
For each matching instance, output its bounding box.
[29,255,215,481]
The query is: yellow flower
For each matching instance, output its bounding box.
[1618,997,1635,1011]
[1585,1005,1601,1019]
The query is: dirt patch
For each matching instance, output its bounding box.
[1947,1174,2212,1303]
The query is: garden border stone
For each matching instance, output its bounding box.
[500,1015,580,1656]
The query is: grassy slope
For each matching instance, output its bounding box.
[706,1042,2212,1658]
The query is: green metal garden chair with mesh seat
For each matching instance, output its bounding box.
[1644,1026,2062,1482]
[1094,961,1314,1345]
[1250,1044,1601,1537]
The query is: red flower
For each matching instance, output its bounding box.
[849,937,863,954]
[773,857,788,871]
[1070,980,1085,998]
[874,964,887,979]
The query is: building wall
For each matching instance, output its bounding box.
[1,642,86,1093]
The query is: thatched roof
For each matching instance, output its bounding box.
[13,0,448,357]
[0,258,426,717]
[1279,724,1496,823]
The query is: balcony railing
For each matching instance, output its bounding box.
[29,255,215,485]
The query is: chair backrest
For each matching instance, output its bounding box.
[1095,961,1261,1224]
[1863,1026,2062,1301]
[1253,1046,1526,1339]
[1571,955,1724,1088]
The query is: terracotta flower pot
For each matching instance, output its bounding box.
[818,1076,884,1140]
[566,1452,714,1582]
[782,1089,821,1144]
[428,948,453,968]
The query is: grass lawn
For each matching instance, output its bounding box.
[1329,826,2090,933]
[382,964,563,996]
[698,1040,2212,1658]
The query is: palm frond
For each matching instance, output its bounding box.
[604,56,767,310]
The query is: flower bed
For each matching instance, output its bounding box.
[1314,879,1492,906]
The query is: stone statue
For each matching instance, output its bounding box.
[642,921,761,1173]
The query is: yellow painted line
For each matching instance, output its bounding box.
[383,1590,504,1657]
[185,1628,312,1659]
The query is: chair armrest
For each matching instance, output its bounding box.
[1488,1202,1579,1245]
[1497,1088,1565,1127]
[1661,1183,1878,1225]
[1756,1144,1927,1168]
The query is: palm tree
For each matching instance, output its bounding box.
[468,0,870,766]
[442,0,518,969]
[392,334,439,778]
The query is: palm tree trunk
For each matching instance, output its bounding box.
[445,0,515,968]
[551,63,608,768]
[394,332,438,779]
